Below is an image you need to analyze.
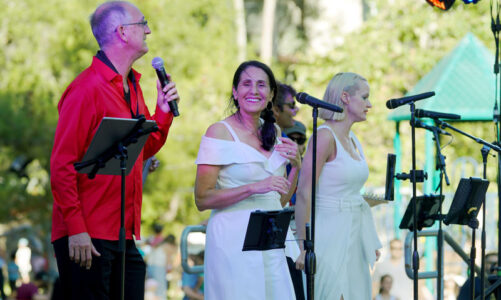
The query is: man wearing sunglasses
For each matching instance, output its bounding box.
[50,1,180,299]
[284,120,307,156]
[271,83,299,131]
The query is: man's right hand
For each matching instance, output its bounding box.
[68,232,101,269]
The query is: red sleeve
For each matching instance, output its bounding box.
[142,104,174,159]
[50,85,98,236]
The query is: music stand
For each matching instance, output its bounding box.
[399,194,444,231]
[242,208,294,251]
[443,177,489,300]
[443,177,489,226]
[75,117,157,177]
[74,116,158,300]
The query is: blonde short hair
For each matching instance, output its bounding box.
[319,72,367,121]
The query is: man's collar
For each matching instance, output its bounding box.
[95,50,138,85]
[96,50,119,74]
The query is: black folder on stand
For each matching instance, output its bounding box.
[76,117,156,176]
[242,208,294,251]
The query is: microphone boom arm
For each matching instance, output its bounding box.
[437,120,501,153]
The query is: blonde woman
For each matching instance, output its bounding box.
[295,72,382,299]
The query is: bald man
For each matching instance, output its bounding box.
[50,2,180,299]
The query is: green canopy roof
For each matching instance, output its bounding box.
[388,33,496,121]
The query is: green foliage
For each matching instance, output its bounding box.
[0,0,498,241]
[0,0,237,236]
[290,0,494,189]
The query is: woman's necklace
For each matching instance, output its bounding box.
[235,113,261,140]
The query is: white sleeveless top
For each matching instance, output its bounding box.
[315,125,381,266]
[316,125,368,210]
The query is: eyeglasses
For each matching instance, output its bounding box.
[284,102,297,110]
[290,136,306,145]
[122,20,148,27]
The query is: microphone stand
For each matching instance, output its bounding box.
[480,145,491,300]
[491,3,501,299]
[395,103,423,299]
[410,103,420,300]
[296,94,343,300]
[436,120,501,300]
[430,122,450,300]
[74,115,158,300]
[304,106,319,300]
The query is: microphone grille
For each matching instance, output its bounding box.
[151,57,164,70]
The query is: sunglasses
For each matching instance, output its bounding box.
[290,136,306,145]
[284,102,297,110]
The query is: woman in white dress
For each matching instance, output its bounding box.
[295,72,383,300]
[194,61,301,300]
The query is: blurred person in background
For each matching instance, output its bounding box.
[283,121,307,157]
[181,251,204,300]
[443,275,460,300]
[372,239,412,300]
[16,272,47,300]
[16,238,31,284]
[164,234,177,290]
[145,224,168,299]
[457,252,498,299]
[373,274,399,300]
[266,82,301,207]
[0,250,7,300]
[8,251,20,295]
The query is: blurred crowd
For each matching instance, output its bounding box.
[1,231,497,300]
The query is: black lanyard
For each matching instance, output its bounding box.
[96,51,140,118]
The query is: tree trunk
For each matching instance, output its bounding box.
[260,0,276,65]
[233,0,247,62]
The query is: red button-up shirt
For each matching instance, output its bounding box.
[50,56,173,242]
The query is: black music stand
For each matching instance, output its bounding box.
[443,177,489,300]
[242,208,294,251]
[74,116,158,300]
[443,177,489,226]
[399,194,445,231]
[385,153,396,201]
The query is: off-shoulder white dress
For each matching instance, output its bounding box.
[195,121,297,300]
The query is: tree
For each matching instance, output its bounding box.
[234,0,248,62]
[0,0,238,236]
[260,0,277,65]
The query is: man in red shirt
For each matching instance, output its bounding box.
[50,1,180,299]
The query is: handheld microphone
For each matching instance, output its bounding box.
[296,92,343,113]
[415,109,460,120]
[411,118,451,136]
[152,57,179,117]
[386,91,435,109]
